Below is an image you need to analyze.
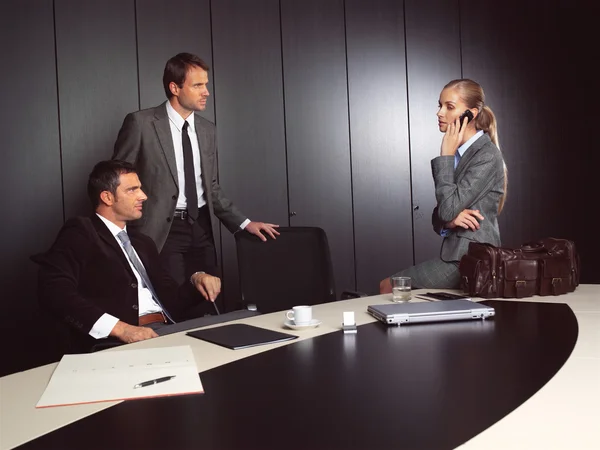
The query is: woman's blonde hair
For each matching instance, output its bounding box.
[444,79,507,213]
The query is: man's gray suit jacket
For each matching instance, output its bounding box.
[431,133,505,262]
[113,102,246,251]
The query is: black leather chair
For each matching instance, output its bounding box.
[235,226,364,314]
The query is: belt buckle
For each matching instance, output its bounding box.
[174,210,187,220]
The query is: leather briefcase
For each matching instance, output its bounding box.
[459,238,580,298]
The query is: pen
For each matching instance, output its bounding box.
[212,301,220,315]
[133,375,176,389]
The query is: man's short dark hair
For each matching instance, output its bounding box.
[163,53,210,99]
[87,160,137,208]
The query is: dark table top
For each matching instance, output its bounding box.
[18,300,577,450]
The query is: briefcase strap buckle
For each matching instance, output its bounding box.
[515,280,527,298]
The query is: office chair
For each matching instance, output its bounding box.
[235,226,364,314]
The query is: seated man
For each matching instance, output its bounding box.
[32,160,221,352]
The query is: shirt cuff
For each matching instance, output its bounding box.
[89,313,120,339]
[239,219,251,230]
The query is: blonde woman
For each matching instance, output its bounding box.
[381,79,507,292]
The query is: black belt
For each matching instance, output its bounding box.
[173,209,189,220]
[174,206,208,220]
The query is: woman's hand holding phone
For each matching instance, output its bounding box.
[440,115,468,156]
[440,110,473,156]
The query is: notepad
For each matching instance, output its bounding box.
[186,323,298,350]
[36,345,203,408]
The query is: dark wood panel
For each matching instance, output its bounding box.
[211,0,288,310]
[460,0,595,282]
[566,1,597,282]
[135,0,214,122]
[405,0,461,265]
[20,301,577,449]
[461,0,557,246]
[55,0,139,219]
[281,0,355,295]
[0,0,64,375]
[345,0,412,294]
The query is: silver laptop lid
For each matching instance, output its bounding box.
[367,299,495,326]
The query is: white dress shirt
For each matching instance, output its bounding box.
[165,101,250,229]
[89,214,163,339]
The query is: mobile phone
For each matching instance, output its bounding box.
[416,292,471,301]
[458,110,474,130]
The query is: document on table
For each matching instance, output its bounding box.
[36,345,203,408]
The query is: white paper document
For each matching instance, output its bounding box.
[36,345,203,408]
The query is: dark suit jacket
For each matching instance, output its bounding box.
[431,133,505,261]
[113,102,246,251]
[31,215,201,352]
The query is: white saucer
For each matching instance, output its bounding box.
[283,319,322,330]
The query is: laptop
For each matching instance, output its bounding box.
[367,299,495,326]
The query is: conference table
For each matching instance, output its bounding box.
[1,286,598,449]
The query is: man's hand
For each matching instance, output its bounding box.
[191,272,221,302]
[110,321,158,344]
[379,277,392,294]
[245,221,280,241]
[440,115,469,156]
[445,209,484,231]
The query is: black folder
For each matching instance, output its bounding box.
[186,323,298,350]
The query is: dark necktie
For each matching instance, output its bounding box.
[182,121,198,222]
[117,231,174,323]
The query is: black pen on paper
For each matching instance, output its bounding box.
[133,375,176,389]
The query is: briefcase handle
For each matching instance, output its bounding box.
[519,243,547,253]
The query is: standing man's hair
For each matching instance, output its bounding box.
[163,53,210,99]
[87,160,137,208]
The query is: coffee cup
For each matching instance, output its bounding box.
[285,305,312,325]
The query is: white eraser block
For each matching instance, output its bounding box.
[343,311,355,326]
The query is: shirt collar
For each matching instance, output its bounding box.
[96,213,127,238]
[457,130,484,157]
[166,100,195,133]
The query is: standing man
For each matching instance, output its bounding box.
[114,53,278,287]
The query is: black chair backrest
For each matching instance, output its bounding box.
[235,227,336,314]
